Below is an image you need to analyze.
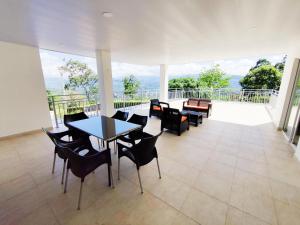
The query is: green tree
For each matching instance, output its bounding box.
[240,65,282,90]
[275,55,287,73]
[198,65,230,88]
[168,77,198,89]
[59,59,98,102]
[123,75,140,95]
[250,58,271,71]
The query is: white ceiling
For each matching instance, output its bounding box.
[0,0,299,64]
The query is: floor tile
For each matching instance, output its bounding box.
[1,102,300,224]
[193,171,232,202]
[230,185,277,224]
[181,188,228,225]
[226,207,271,225]
[275,200,300,225]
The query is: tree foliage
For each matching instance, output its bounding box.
[240,65,282,90]
[198,65,230,88]
[59,59,98,102]
[275,55,287,73]
[250,58,271,71]
[168,77,198,89]
[168,65,230,89]
[123,74,140,95]
[239,57,285,90]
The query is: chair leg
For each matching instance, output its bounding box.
[114,140,117,154]
[61,160,66,185]
[137,169,143,194]
[156,158,162,179]
[107,164,111,187]
[52,152,56,174]
[118,157,120,180]
[64,168,69,193]
[110,166,115,188]
[77,180,84,210]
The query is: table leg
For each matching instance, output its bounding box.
[106,141,112,187]
[97,139,101,150]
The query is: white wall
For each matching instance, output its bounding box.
[271,54,299,129]
[0,41,52,137]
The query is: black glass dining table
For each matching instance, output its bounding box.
[68,115,141,142]
[68,115,141,187]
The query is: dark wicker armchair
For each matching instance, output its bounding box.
[149,99,169,118]
[161,108,189,136]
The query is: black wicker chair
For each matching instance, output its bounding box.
[111,111,130,152]
[118,114,148,146]
[117,132,162,193]
[149,99,169,118]
[112,110,129,121]
[63,144,113,210]
[63,112,94,145]
[161,108,189,136]
[42,128,91,185]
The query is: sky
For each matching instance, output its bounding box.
[39,49,285,78]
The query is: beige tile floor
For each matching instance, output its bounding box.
[1,101,300,225]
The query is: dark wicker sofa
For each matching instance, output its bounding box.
[182,98,212,117]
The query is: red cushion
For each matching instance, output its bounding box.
[199,103,209,107]
[153,106,161,111]
[185,105,208,110]
[181,116,188,122]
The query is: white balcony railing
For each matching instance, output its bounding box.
[48,88,278,127]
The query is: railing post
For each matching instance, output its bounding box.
[241,89,244,102]
[123,94,125,111]
[96,96,100,116]
[140,90,143,109]
[51,96,59,128]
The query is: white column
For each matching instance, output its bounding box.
[273,55,299,129]
[160,64,168,102]
[96,49,114,116]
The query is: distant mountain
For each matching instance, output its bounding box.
[44,74,243,94]
[44,76,66,92]
[229,75,243,89]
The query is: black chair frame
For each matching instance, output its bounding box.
[62,144,113,210]
[117,132,162,194]
[149,99,169,118]
[161,108,189,136]
[118,114,148,147]
[42,128,91,185]
[112,110,129,121]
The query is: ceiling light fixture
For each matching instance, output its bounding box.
[102,12,113,18]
